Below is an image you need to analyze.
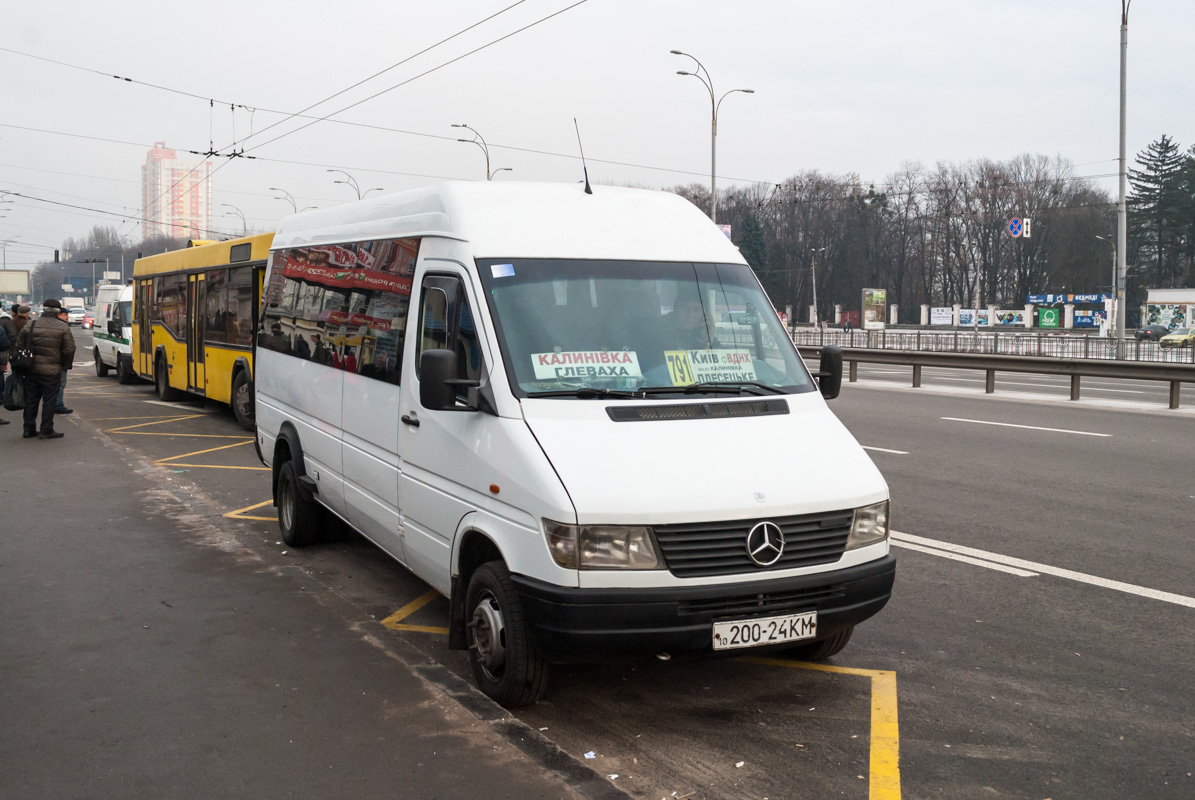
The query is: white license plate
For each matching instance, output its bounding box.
[712,611,818,651]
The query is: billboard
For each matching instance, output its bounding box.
[958,308,990,327]
[1073,309,1108,328]
[1028,293,1111,304]
[1038,308,1061,328]
[993,309,1028,326]
[929,307,953,326]
[1144,304,1190,330]
[861,288,887,330]
[0,270,31,294]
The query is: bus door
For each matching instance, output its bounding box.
[137,279,154,377]
[187,273,205,393]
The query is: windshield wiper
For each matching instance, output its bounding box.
[683,381,786,395]
[526,387,645,399]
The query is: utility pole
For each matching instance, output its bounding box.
[1115,0,1131,357]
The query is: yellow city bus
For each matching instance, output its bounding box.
[132,233,273,429]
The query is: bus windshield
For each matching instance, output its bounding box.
[477,259,813,398]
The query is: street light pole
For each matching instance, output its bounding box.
[326,169,380,199]
[671,50,754,225]
[1115,0,1131,356]
[222,204,247,236]
[270,187,298,212]
[451,124,511,180]
[810,247,826,325]
[1096,235,1117,335]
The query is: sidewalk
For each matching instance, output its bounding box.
[0,409,597,800]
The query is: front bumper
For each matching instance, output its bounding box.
[511,553,895,662]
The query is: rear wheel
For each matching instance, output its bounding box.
[784,626,854,661]
[277,459,321,547]
[231,370,254,431]
[155,357,181,401]
[94,348,110,377]
[465,561,549,707]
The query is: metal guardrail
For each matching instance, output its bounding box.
[796,345,1195,410]
[792,328,1195,365]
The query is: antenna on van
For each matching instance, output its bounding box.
[573,118,593,195]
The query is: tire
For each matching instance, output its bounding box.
[465,561,549,708]
[155,357,181,401]
[94,348,110,377]
[117,356,135,385]
[231,370,255,431]
[784,626,854,661]
[277,459,321,548]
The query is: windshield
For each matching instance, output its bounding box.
[478,259,814,397]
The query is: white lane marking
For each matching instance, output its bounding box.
[143,400,217,413]
[941,417,1111,437]
[892,540,1038,577]
[862,446,909,455]
[893,531,1195,609]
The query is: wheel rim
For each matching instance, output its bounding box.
[279,472,294,531]
[469,590,507,681]
[235,380,252,420]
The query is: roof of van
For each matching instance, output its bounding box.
[270,182,746,264]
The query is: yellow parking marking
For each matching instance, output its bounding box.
[224,500,277,521]
[106,415,205,433]
[89,416,187,421]
[380,590,449,634]
[157,440,254,463]
[746,657,901,800]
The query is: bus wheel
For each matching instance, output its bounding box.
[155,357,181,401]
[94,348,110,377]
[231,370,255,431]
[277,459,320,547]
[465,561,549,707]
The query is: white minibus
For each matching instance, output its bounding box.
[92,283,135,382]
[255,182,894,707]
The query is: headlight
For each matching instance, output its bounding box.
[846,501,889,550]
[543,520,664,570]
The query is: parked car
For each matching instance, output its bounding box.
[1159,327,1194,348]
[67,306,86,325]
[1135,324,1169,341]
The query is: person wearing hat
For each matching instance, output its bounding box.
[53,305,74,415]
[0,305,14,426]
[13,298,76,439]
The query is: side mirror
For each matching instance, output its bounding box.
[814,345,843,400]
[108,319,121,337]
[419,349,481,412]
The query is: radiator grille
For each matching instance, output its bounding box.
[654,510,853,578]
[607,399,788,422]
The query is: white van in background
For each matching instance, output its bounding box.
[92,283,135,383]
[255,182,894,707]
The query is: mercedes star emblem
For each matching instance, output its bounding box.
[746,521,785,567]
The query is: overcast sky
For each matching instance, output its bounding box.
[3,0,1193,270]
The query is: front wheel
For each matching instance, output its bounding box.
[231,370,254,431]
[784,626,854,661]
[94,348,110,377]
[465,561,549,708]
[277,459,322,547]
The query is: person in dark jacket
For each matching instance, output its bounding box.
[14,298,76,439]
[54,305,73,414]
[0,312,12,426]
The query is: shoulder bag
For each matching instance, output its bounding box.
[10,320,35,373]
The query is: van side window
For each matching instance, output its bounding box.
[259,238,418,385]
[416,275,484,402]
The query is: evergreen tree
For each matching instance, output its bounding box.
[736,212,768,271]
[1128,135,1187,286]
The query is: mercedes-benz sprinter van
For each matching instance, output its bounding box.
[93,283,135,383]
[255,182,894,707]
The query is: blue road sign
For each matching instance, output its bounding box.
[1009,218,1022,238]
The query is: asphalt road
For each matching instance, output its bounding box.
[3,328,1192,800]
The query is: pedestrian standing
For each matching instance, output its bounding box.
[0,306,14,426]
[55,306,74,415]
[14,298,76,439]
